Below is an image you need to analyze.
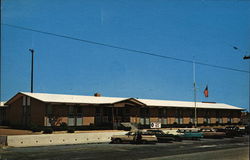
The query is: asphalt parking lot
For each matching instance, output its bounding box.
[0,136,249,160]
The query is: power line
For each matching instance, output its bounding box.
[2,23,249,73]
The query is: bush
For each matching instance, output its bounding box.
[43,128,53,134]
[173,122,178,128]
[30,124,42,132]
[67,128,75,133]
[31,126,42,132]
[188,122,193,128]
[60,122,68,130]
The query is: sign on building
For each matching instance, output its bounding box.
[150,122,161,128]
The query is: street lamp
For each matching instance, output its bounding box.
[29,49,34,93]
[243,56,250,60]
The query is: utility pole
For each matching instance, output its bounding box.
[243,56,250,111]
[233,46,250,111]
[193,58,197,128]
[29,49,34,93]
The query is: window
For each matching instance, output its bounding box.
[76,116,83,126]
[207,118,211,124]
[227,118,232,124]
[204,117,211,124]
[46,117,51,126]
[175,117,183,124]
[76,107,83,126]
[68,106,75,126]
[145,118,150,125]
[217,117,223,124]
[179,117,183,124]
[27,97,31,106]
[204,118,207,123]
[68,116,75,126]
[22,96,26,106]
[160,118,167,124]
[190,117,194,124]
[140,118,145,125]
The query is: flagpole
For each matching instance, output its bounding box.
[193,57,197,128]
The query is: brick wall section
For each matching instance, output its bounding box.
[168,117,175,124]
[30,98,46,126]
[197,117,204,124]
[183,117,190,124]
[211,117,216,124]
[6,97,23,126]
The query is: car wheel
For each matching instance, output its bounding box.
[141,140,147,144]
[114,139,122,144]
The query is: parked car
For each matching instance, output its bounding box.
[225,127,244,137]
[111,131,157,144]
[177,129,203,140]
[214,128,235,138]
[199,128,225,138]
[146,129,181,142]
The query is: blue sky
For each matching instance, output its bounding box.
[1,0,250,111]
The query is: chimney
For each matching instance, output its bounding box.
[94,93,101,97]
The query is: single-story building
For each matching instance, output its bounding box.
[4,92,244,129]
[0,102,8,125]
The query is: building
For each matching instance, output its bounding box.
[0,102,8,125]
[241,112,250,125]
[4,92,244,129]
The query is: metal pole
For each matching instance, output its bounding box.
[243,56,250,111]
[193,58,197,128]
[29,49,34,93]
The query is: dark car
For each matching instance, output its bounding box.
[214,127,242,138]
[225,127,244,137]
[214,128,233,138]
[146,129,182,142]
[199,128,225,139]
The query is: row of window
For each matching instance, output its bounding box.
[45,116,235,126]
[141,117,234,125]
[44,104,238,118]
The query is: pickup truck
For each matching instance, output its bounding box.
[199,128,225,138]
[111,131,157,144]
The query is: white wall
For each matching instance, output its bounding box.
[6,131,127,147]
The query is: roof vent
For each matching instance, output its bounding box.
[94,93,101,97]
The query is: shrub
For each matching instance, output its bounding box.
[43,128,53,134]
[60,122,68,130]
[173,122,178,127]
[30,124,42,132]
[67,128,75,133]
